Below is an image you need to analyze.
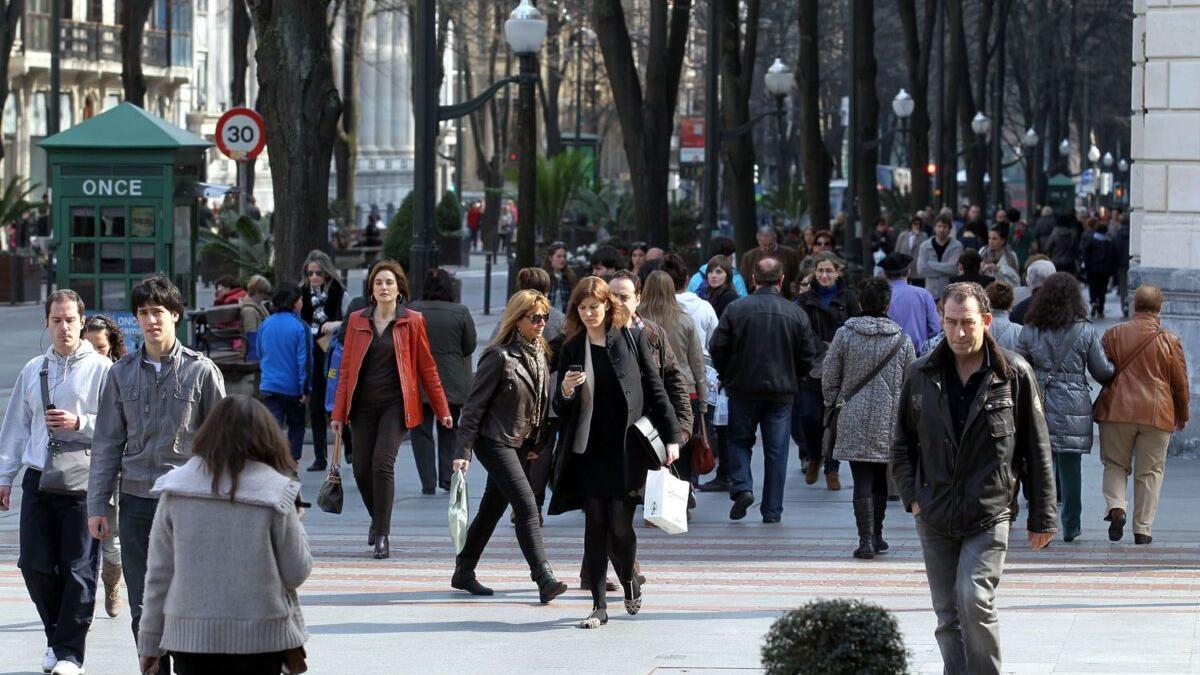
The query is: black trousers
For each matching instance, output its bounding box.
[849,461,889,500]
[350,400,406,537]
[458,437,549,576]
[172,651,285,675]
[582,498,637,609]
[307,344,329,464]
[410,403,461,491]
[1087,273,1110,312]
[18,469,99,667]
[521,418,558,511]
[262,393,306,461]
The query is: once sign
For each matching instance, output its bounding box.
[81,178,143,197]
[215,107,266,161]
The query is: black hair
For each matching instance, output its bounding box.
[711,236,737,257]
[271,282,303,313]
[590,245,625,271]
[990,222,1010,241]
[215,274,241,289]
[609,269,642,293]
[421,267,456,302]
[130,275,185,317]
[857,276,893,317]
[1006,208,1021,223]
[958,248,983,275]
[660,253,690,291]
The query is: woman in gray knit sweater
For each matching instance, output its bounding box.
[138,396,311,675]
[821,277,916,560]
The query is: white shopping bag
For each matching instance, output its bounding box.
[713,394,729,426]
[448,470,469,554]
[643,468,689,534]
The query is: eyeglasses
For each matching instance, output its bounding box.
[526,314,549,325]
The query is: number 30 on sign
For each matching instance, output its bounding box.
[215,107,266,161]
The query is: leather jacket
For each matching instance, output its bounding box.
[455,340,549,461]
[710,287,819,403]
[1094,313,1189,432]
[891,338,1058,537]
[331,305,450,428]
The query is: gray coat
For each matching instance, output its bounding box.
[409,300,477,405]
[917,236,964,301]
[1017,319,1114,453]
[822,317,916,463]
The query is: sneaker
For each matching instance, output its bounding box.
[42,648,55,673]
[51,661,83,675]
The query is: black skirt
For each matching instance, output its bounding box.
[577,344,627,500]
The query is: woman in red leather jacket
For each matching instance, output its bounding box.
[331,260,451,559]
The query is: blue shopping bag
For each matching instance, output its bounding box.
[324,337,343,414]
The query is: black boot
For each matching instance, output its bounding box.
[853,498,875,560]
[872,495,889,553]
[533,563,567,604]
[451,556,493,596]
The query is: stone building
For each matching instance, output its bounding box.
[1131,0,1200,453]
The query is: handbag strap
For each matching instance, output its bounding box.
[328,430,342,476]
[1110,328,1163,383]
[839,335,906,405]
[1042,322,1084,388]
[38,357,55,440]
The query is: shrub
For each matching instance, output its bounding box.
[436,190,462,236]
[382,191,414,263]
[761,599,907,675]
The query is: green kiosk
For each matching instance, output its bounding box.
[1044,174,1077,215]
[39,103,211,342]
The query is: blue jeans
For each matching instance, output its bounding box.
[792,388,839,473]
[262,392,307,461]
[725,397,792,518]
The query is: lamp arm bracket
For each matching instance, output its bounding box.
[720,108,786,140]
[438,74,536,121]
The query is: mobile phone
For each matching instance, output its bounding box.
[567,365,584,373]
[45,404,56,411]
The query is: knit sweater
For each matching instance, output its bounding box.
[138,457,311,658]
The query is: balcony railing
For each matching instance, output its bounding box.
[22,14,189,69]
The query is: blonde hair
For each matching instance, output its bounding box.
[638,271,681,331]
[491,290,551,355]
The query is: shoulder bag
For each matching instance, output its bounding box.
[316,433,344,514]
[1105,328,1163,387]
[822,335,906,460]
[623,327,668,469]
[38,358,91,497]
[1037,322,1085,395]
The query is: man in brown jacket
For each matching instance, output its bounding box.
[740,226,800,299]
[1094,285,1190,545]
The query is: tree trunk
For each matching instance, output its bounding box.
[119,0,156,107]
[0,1,23,162]
[231,0,251,107]
[719,0,760,254]
[898,0,936,212]
[940,0,959,209]
[463,1,511,254]
[333,0,366,229]
[796,0,831,233]
[594,0,691,247]
[853,0,879,263]
[950,0,987,207]
[247,0,343,282]
[541,6,563,158]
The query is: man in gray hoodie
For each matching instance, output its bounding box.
[0,290,112,675]
[87,276,225,670]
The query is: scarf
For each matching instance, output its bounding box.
[515,331,546,428]
[817,283,838,309]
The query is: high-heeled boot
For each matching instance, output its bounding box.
[872,495,889,553]
[853,498,875,560]
[451,556,493,596]
[533,563,567,604]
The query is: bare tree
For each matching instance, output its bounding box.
[246,0,343,280]
[540,3,564,157]
[796,0,832,232]
[331,0,367,229]
[119,0,156,107]
[461,0,513,253]
[719,0,761,253]
[898,0,937,211]
[852,0,880,248]
[593,0,691,246]
[0,1,22,161]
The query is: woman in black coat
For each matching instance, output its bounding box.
[550,276,681,629]
[300,249,345,472]
[697,254,739,319]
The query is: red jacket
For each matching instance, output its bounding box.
[332,305,450,428]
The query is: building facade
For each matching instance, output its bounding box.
[1131,0,1200,454]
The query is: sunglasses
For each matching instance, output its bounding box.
[814,240,832,248]
[526,314,549,325]
[307,269,325,277]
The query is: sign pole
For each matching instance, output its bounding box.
[238,160,248,216]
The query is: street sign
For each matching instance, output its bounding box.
[215,107,266,161]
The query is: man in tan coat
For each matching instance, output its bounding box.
[1093,285,1190,545]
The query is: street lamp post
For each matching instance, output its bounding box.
[1022,127,1039,218]
[410,0,545,299]
[848,89,913,272]
[970,112,990,207]
[764,58,793,189]
[891,88,914,164]
[507,1,546,272]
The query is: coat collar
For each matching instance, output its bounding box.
[361,303,409,321]
[920,333,1011,380]
[150,457,300,514]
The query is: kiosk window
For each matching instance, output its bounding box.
[130,206,155,239]
[70,207,94,237]
[100,206,125,238]
[131,244,155,274]
[71,242,95,273]
[71,279,96,308]
[100,243,125,273]
[101,280,126,312]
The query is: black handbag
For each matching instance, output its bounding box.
[822,336,906,460]
[317,432,344,514]
[38,358,90,497]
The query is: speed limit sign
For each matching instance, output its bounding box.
[215,107,266,160]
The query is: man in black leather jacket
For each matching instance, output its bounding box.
[710,257,818,523]
[891,282,1056,675]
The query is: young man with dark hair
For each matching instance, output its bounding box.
[88,275,225,672]
[950,248,996,288]
[257,282,312,461]
[892,282,1056,674]
[590,246,626,276]
[0,290,111,675]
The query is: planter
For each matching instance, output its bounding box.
[438,234,466,266]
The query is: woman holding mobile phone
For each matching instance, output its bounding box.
[448,291,568,604]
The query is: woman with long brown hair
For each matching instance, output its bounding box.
[550,277,681,629]
[542,242,576,312]
[331,260,451,559]
[448,290,567,604]
[137,395,310,675]
[1018,272,1114,542]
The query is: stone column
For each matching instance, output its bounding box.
[359,2,378,158]
[379,9,394,162]
[1132,0,1200,454]
[396,6,414,193]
